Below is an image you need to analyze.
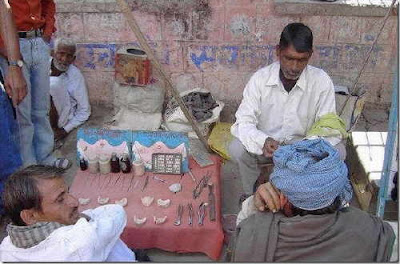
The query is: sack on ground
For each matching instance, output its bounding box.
[163,88,224,138]
[109,108,162,131]
[113,81,165,114]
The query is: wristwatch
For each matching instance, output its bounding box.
[8,59,24,68]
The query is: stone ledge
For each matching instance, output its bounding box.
[55,0,398,17]
[55,0,120,13]
[274,0,398,17]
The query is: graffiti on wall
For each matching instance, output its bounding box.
[74,42,390,74]
[76,43,116,70]
[75,42,173,71]
[187,44,389,72]
[189,44,274,71]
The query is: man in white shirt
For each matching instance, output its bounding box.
[229,23,344,198]
[0,165,136,262]
[49,37,90,141]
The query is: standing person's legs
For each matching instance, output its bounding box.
[0,85,22,213]
[228,138,270,196]
[30,37,56,165]
[0,39,36,167]
[0,87,22,174]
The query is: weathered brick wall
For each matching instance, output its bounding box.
[55,0,398,121]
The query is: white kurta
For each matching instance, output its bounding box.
[0,204,136,262]
[49,62,91,133]
[231,61,337,155]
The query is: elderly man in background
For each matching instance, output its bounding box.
[229,23,347,201]
[0,0,71,169]
[232,139,395,262]
[0,166,136,261]
[49,38,90,143]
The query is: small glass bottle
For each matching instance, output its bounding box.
[79,157,88,171]
[120,153,131,173]
[110,152,120,173]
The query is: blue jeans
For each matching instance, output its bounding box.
[0,86,22,213]
[0,37,55,167]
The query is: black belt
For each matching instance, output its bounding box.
[18,29,42,38]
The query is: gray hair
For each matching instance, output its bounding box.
[54,37,77,55]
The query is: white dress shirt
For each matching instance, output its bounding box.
[231,61,337,155]
[0,204,136,262]
[50,62,91,133]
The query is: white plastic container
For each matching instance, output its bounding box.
[87,154,99,174]
[132,159,145,177]
[99,154,111,174]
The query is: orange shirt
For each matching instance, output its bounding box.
[10,0,56,37]
[0,0,56,50]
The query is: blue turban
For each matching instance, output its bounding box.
[270,138,353,211]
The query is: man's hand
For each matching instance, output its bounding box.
[262,137,279,157]
[254,182,287,213]
[5,66,27,106]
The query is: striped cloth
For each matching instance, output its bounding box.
[7,222,63,248]
[270,138,352,210]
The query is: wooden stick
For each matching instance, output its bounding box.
[116,0,210,152]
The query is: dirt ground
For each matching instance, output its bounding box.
[0,103,397,261]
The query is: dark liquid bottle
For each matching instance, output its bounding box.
[110,152,120,173]
[120,153,131,173]
[80,157,88,171]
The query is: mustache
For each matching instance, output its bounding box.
[53,60,69,71]
[287,71,301,76]
[283,70,301,79]
[70,207,79,217]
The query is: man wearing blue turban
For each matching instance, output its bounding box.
[232,139,395,262]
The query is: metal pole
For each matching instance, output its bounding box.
[376,68,398,217]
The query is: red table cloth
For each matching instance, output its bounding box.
[70,155,224,260]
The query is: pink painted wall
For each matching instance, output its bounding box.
[54,0,398,120]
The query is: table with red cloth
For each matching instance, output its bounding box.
[70,155,224,260]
